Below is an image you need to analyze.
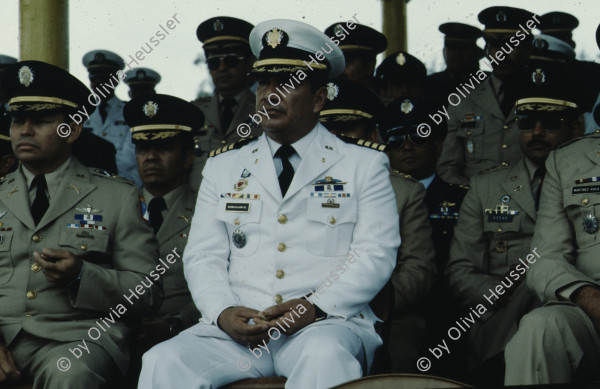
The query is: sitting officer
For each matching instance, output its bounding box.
[124,68,161,99]
[324,23,387,91]
[375,51,427,106]
[124,94,203,384]
[448,62,583,385]
[138,19,400,389]
[0,61,161,388]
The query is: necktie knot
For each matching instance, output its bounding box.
[149,197,166,233]
[275,145,296,197]
[33,175,47,191]
[31,175,49,225]
[275,144,296,159]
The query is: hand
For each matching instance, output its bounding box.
[254,298,315,336]
[572,286,600,333]
[0,342,21,383]
[33,248,83,284]
[217,306,270,348]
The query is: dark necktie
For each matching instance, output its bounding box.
[534,168,546,211]
[220,98,236,133]
[499,82,517,118]
[275,145,296,197]
[149,197,166,234]
[31,175,49,225]
[99,100,108,123]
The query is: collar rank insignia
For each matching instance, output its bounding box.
[326,82,339,101]
[143,101,159,118]
[583,214,599,234]
[18,66,34,87]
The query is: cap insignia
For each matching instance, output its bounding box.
[143,101,159,118]
[496,11,507,23]
[94,52,105,62]
[396,53,406,66]
[533,38,548,50]
[401,99,414,114]
[264,28,286,49]
[326,82,339,101]
[532,68,546,85]
[334,24,344,35]
[552,15,561,24]
[18,66,34,87]
[213,19,224,32]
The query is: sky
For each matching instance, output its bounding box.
[2,0,598,101]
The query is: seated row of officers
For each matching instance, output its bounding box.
[0,5,599,388]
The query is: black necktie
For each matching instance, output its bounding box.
[534,168,546,211]
[499,82,517,118]
[99,100,108,123]
[275,145,296,197]
[31,175,49,225]
[220,98,236,133]
[149,197,166,233]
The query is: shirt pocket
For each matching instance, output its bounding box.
[58,228,110,264]
[215,198,262,257]
[0,231,14,285]
[456,119,484,161]
[483,214,523,271]
[564,189,600,249]
[305,197,357,257]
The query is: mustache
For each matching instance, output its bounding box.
[15,140,40,148]
[527,139,551,148]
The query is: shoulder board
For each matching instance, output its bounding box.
[90,168,135,185]
[558,132,600,149]
[477,165,506,175]
[335,135,387,152]
[209,136,257,158]
[390,169,416,181]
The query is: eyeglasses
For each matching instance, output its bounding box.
[206,54,245,70]
[517,113,568,132]
[387,132,429,150]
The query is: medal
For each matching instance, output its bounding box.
[234,178,248,191]
[467,139,474,154]
[232,229,247,248]
[583,214,599,234]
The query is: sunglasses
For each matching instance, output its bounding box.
[387,132,429,150]
[206,54,245,70]
[517,113,568,132]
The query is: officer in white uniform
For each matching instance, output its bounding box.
[82,50,141,186]
[138,19,400,389]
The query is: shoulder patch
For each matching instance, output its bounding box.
[209,136,257,158]
[335,134,387,152]
[90,168,135,185]
[390,169,416,181]
[558,133,600,149]
[477,165,507,175]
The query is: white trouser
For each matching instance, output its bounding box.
[138,321,365,389]
[504,304,600,385]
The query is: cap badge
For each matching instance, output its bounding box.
[532,68,546,85]
[137,70,146,79]
[401,99,414,114]
[396,53,406,66]
[18,66,34,87]
[552,15,561,24]
[334,24,344,35]
[326,82,339,101]
[94,52,106,62]
[143,101,159,118]
[264,28,286,49]
[213,19,224,32]
[533,38,549,50]
[496,11,507,23]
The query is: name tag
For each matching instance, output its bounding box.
[225,203,250,212]
[572,185,600,194]
[488,214,514,223]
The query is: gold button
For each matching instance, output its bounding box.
[31,263,41,272]
[278,214,288,224]
[501,161,509,167]
[503,125,508,129]
[31,234,41,243]
[276,269,285,279]
[277,243,286,252]
[442,230,448,235]
[221,140,227,144]
[274,294,283,304]
[501,144,508,149]
[26,290,37,299]
[25,314,32,317]
[80,244,88,251]
[582,198,589,206]
[497,227,503,233]
[329,217,336,225]
[466,131,471,135]
[234,218,240,226]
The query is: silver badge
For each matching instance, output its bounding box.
[213,19,224,32]
[143,101,159,118]
[326,82,339,101]
[18,66,34,87]
[583,214,599,234]
[396,53,406,66]
[232,229,247,248]
[401,99,413,114]
[532,69,546,85]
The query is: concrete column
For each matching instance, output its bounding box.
[19,0,69,70]
[382,0,407,56]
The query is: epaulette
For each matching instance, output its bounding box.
[390,169,416,181]
[209,136,257,158]
[91,168,135,185]
[450,183,471,190]
[558,132,600,149]
[477,165,506,175]
[335,134,387,152]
